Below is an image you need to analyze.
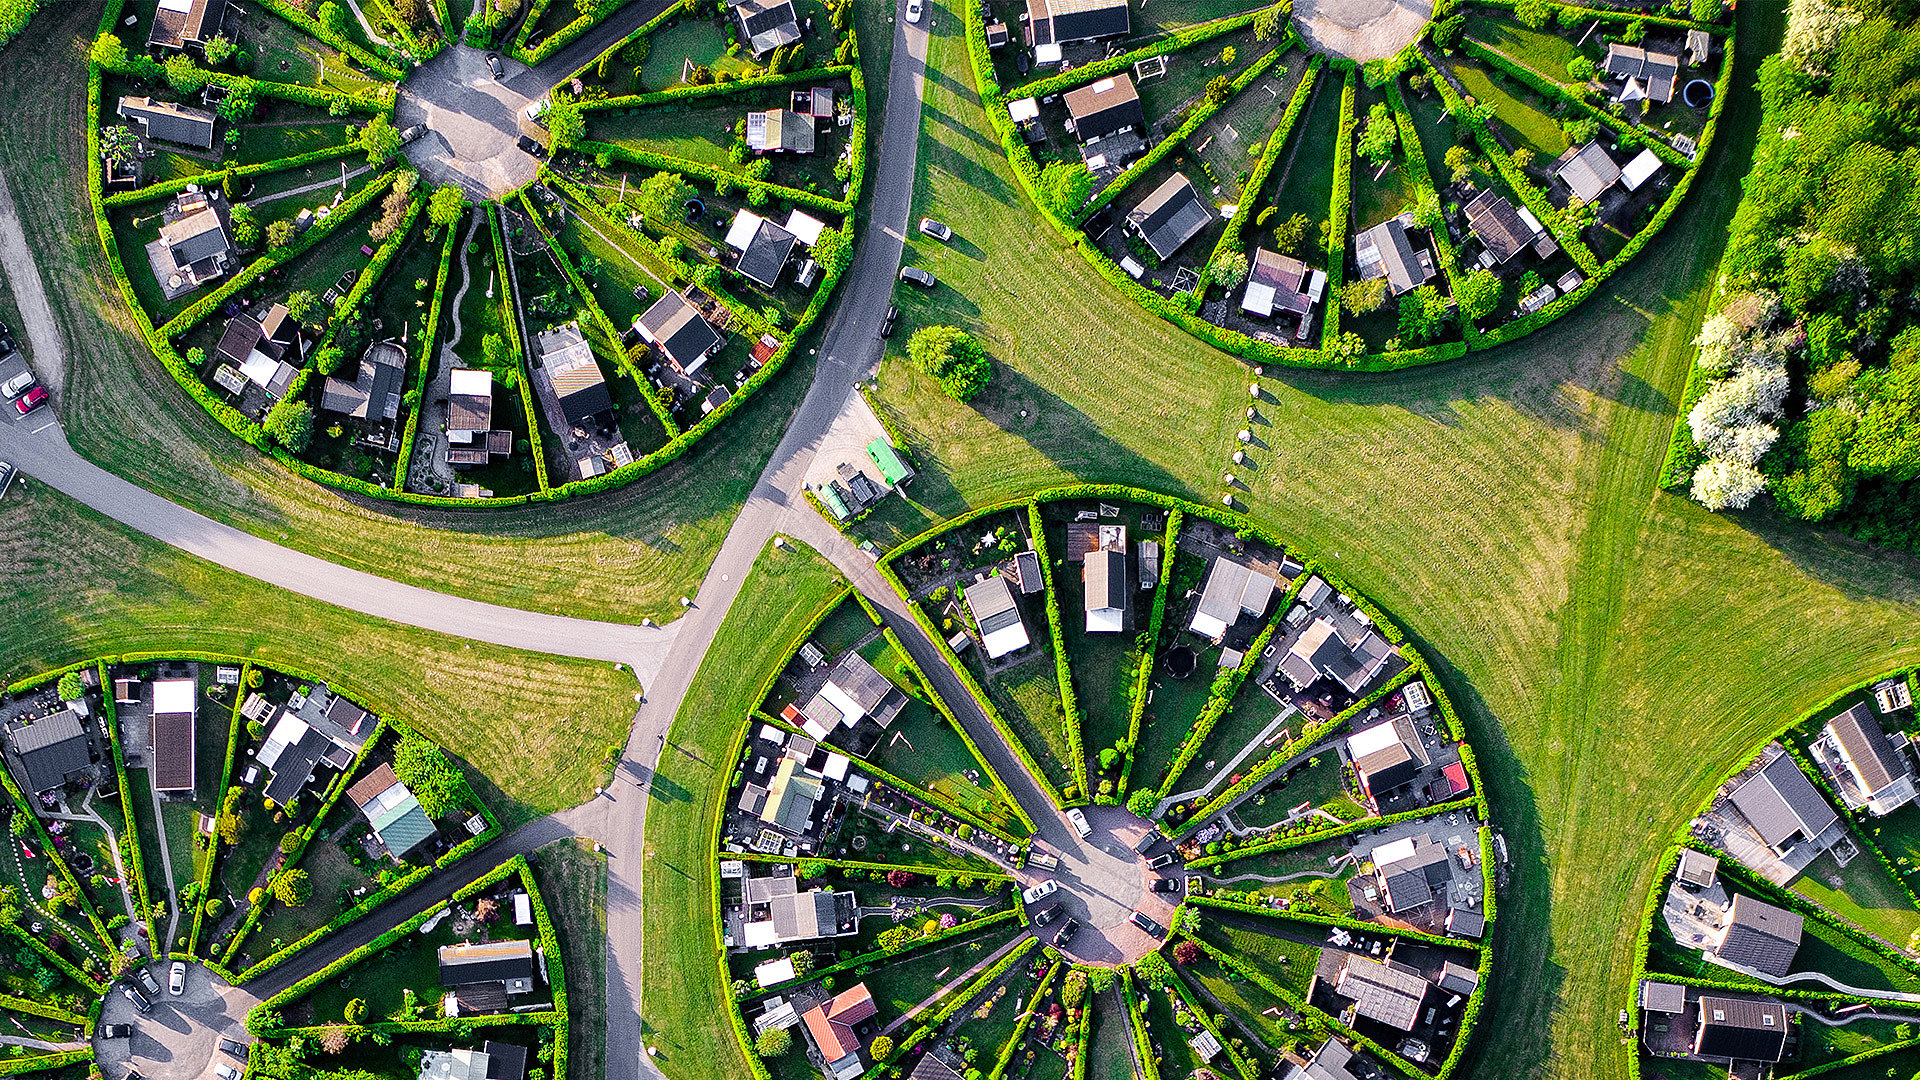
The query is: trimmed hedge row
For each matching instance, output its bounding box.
[98,50,397,115]
[1026,502,1087,798]
[2,924,102,997]
[1190,893,1475,953]
[986,960,1060,1079]
[882,936,1042,1071]
[1206,57,1322,272]
[1117,507,1179,796]
[1467,0,1727,35]
[104,143,363,209]
[1121,968,1162,1080]
[1162,949,1258,1080]
[1461,39,1692,169]
[513,0,627,66]
[331,192,422,322]
[0,1051,91,1077]
[1080,45,1286,222]
[0,993,88,1027]
[1778,1037,1920,1080]
[1321,66,1357,345]
[1009,8,1271,101]
[1155,607,1284,806]
[582,63,853,110]
[573,137,849,214]
[393,221,459,490]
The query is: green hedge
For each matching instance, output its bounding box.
[1163,951,1257,1080]
[1027,501,1087,798]
[94,662,157,942]
[730,849,1011,881]
[0,1051,91,1077]
[1121,968,1162,1080]
[573,140,850,215]
[1778,1038,1920,1079]
[1189,767,1484,870]
[581,64,852,110]
[0,993,87,1027]
[2,924,102,997]
[188,663,252,955]
[566,0,689,81]
[1461,39,1692,169]
[514,0,627,66]
[880,936,1041,1070]
[255,0,406,78]
[0,735,115,955]
[1190,894,1474,952]
[1117,508,1179,795]
[1468,0,1727,35]
[1155,575,1299,804]
[104,143,363,209]
[1206,57,1322,271]
[1006,8,1271,101]
[986,961,1059,1079]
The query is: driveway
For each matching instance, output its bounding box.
[94,963,259,1080]
[398,47,541,199]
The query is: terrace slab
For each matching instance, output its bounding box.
[1292,0,1435,62]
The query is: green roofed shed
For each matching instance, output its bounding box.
[816,484,851,520]
[866,438,914,485]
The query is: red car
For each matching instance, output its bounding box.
[13,385,46,415]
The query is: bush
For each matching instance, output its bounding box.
[753,1027,791,1057]
[271,869,312,906]
[262,400,314,453]
[55,672,84,702]
[394,733,465,817]
[907,326,992,401]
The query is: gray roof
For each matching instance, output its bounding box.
[149,0,227,49]
[746,109,816,153]
[1694,995,1788,1062]
[1247,248,1313,316]
[823,652,908,727]
[965,575,1024,638]
[1714,893,1803,978]
[1013,550,1045,594]
[1375,832,1450,913]
[1436,960,1480,997]
[263,725,330,806]
[8,713,90,794]
[1640,979,1687,1014]
[1193,556,1276,634]
[119,96,216,149]
[1728,750,1839,851]
[1676,847,1719,889]
[536,324,613,426]
[734,0,800,54]
[746,872,798,904]
[160,194,232,270]
[1083,547,1126,620]
[737,218,798,288]
[1354,215,1432,294]
[1282,1039,1363,1080]
[1026,0,1130,46]
[1827,702,1911,796]
[1127,173,1210,261]
[1334,955,1428,1031]
[1556,141,1622,204]
[1286,618,1392,694]
[1351,716,1429,796]
[1463,189,1537,265]
[1605,43,1680,103]
[637,291,723,373]
[1063,74,1144,143]
[320,341,406,421]
[769,889,840,941]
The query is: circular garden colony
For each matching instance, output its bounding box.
[87,0,865,507]
[0,655,581,1080]
[1631,668,1920,1080]
[716,490,1500,1080]
[970,0,1734,370]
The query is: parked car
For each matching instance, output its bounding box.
[879,304,898,338]
[1053,918,1079,946]
[219,1038,248,1059]
[517,135,546,158]
[1132,832,1160,857]
[214,1064,242,1080]
[0,461,15,501]
[398,123,427,144]
[486,53,505,79]
[1020,880,1058,905]
[13,385,47,415]
[1,369,34,398]
[1151,876,1180,893]
[1026,849,1058,870]
[168,961,185,995]
[100,1024,131,1040]
[905,0,923,21]
[899,266,936,288]
[918,217,952,241]
[121,985,152,1014]
[1129,910,1165,938]
[1032,902,1063,927]
[135,968,160,996]
[1066,807,1092,839]
[1148,851,1177,870]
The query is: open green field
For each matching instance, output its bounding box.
[640,540,844,1080]
[535,838,608,1080]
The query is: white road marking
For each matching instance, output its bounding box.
[30,421,55,435]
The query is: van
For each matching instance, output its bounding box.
[2,370,34,399]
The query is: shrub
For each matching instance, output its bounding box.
[1341,277,1387,315]
[394,732,465,817]
[754,1027,791,1057]
[263,400,314,453]
[164,53,207,94]
[271,869,311,906]
[1454,268,1502,321]
[56,672,84,702]
[868,1036,893,1060]
[907,326,992,401]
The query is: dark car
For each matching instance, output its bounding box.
[1151,876,1180,893]
[879,304,898,338]
[486,53,505,79]
[1053,918,1080,946]
[1129,911,1165,938]
[516,135,546,159]
[135,968,160,997]
[1133,832,1161,857]
[899,266,936,288]
[1032,902,1063,928]
[121,984,152,1013]
[219,1038,248,1059]
[13,385,46,415]
[100,1024,131,1040]
[398,123,427,144]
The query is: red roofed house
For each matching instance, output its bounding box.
[1440,761,1470,797]
[801,983,877,1078]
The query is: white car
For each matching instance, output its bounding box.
[905,0,923,22]
[214,1064,242,1080]
[1,370,34,399]
[168,960,185,995]
[1067,807,1092,839]
[1020,879,1058,905]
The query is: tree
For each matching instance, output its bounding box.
[1445,144,1474,184]
[355,114,402,165]
[633,170,696,224]
[1355,102,1397,165]
[754,1027,791,1057]
[1691,457,1767,510]
[270,869,312,906]
[868,1037,893,1061]
[1396,285,1450,344]
[1431,12,1465,49]
[1454,268,1502,321]
[164,53,207,94]
[393,732,465,817]
[1270,212,1310,255]
[279,830,303,854]
[100,125,139,168]
[1324,330,1366,362]
[1515,0,1551,27]
[1458,98,1497,128]
[886,869,916,887]
[1511,146,1534,171]
[428,185,466,231]
[369,171,418,241]
[266,219,296,249]
[1412,189,1442,230]
[1567,55,1596,82]
[1173,940,1203,965]
[1207,250,1249,289]
[56,671,84,702]
[1691,0,1724,20]
[204,33,236,65]
[1252,3,1283,40]
[545,94,585,149]
[1205,75,1232,104]
[1135,951,1173,989]
[317,0,350,37]
[1036,161,1094,218]
[907,326,992,402]
[263,400,314,453]
[286,290,318,323]
[1341,276,1388,315]
[1127,788,1158,816]
[218,83,257,123]
[91,32,128,68]
[789,949,814,976]
[811,226,852,279]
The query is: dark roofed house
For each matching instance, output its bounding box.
[1353,213,1435,296]
[1064,74,1144,144]
[802,652,910,732]
[118,96,216,149]
[481,1043,528,1080]
[726,210,799,289]
[1333,955,1429,1031]
[1346,717,1430,803]
[745,108,817,153]
[734,0,801,57]
[1727,748,1840,858]
[1710,893,1803,978]
[1282,1039,1367,1080]
[7,713,91,795]
[1462,189,1545,265]
[150,190,236,301]
[215,303,302,400]
[1820,702,1916,816]
[1126,173,1211,261]
[1026,0,1130,47]
[1083,547,1127,633]
[321,340,406,423]
[439,939,537,1005]
[150,677,198,794]
[1694,995,1788,1062]
[1605,43,1681,104]
[149,0,228,52]
[535,324,615,429]
[1554,141,1623,205]
[1241,247,1318,322]
[635,290,724,375]
[1279,617,1393,695]
[1370,832,1451,913]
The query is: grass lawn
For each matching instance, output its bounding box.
[1198,917,1320,999]
[1255,67,1342,262]
[640,19,756,88]
[640,540,845,1080]
[983,653,1078,797]
[1141,979,1210,1079]
[534,838,607,1080]
[1791,848,1920,952]
[1177,947,1298,1048]
[1442,55,1571,161]
[1782,1048,1920,1080]
[1234,749,1358,830]
[858,922,1027,1026]
[1794,915,1920,995]
[1466,13,1591,78]
[1792,1017,1915,1072]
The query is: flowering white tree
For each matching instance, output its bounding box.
[1692,457,1769,510]
[1783,0,1859,75]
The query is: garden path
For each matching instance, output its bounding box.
[877,930,1033,1036]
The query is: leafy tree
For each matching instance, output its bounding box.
[204,33,236,65]
[1511,146,1534,171]
[1126,788,1157,816]
[1445,144,1474,183]
[868,1037,893,1060]
[344,999,367,1024]
[545,94,585,149]
[789,949,813,976]
[1135,950,1173,989]
[1270,211,1310,255]
[317,0,350,37]
[319,1028,351,1055]
[1207,250,1249,289]
[1691,457,1767,510]
[1355,102,1397,165]
[811,226,852,279]
[101,125,139,168]
[1173,940,1203,964]
[1458,98,1497,128]
[1324,330,1366,362]
[368,171,418,241]
[633,171,696,225]
[286,290,318,323]
[1567,55,1596,82]
[1453,268,1502,321]
[886,869,916,887]
[164,53,207,94]
[270,869,312,906]
[1621,19,1647,43]
[428,185,466,231]
[754,1027,791,1057]
[1036,161,1094,218]
[263,400,314,453]
[1412,189,1442,230]
[1252,3,1283,40]
[355,114,402,164]
[1341,276,1388,315]
[907,326,992,401]
[266,218,295,249]
[56,671,84,702]
[245,1007,283,1036]
[393,732,465,816]
[1205,75,1233,104]
[90,32,127,68]
[218,84,257,122]
[1396,286,1451,344]
[1515,0,1551,27]
[1098,747,1120,771]
[1431,13,1465,49]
